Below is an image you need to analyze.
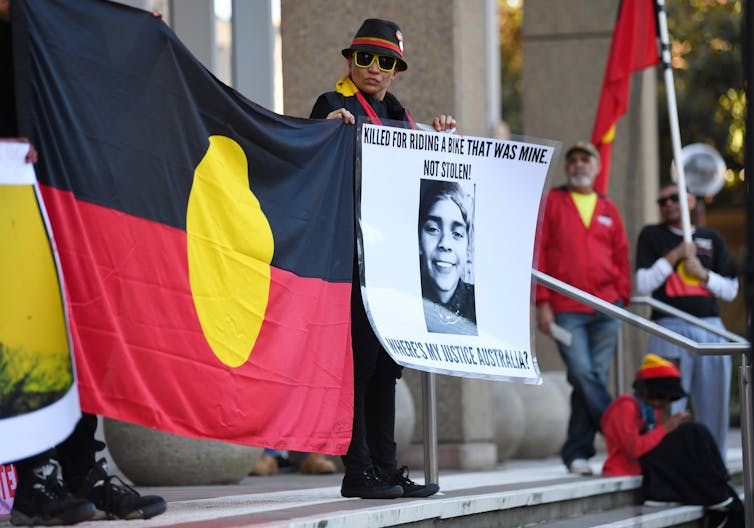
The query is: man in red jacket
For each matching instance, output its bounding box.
[535,141,631,476]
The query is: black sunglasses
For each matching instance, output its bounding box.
[353,51,397,72]
[656,194,680,206]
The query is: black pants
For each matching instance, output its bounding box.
[640,422,743,514]
[342,279,402,475]
[13,413,103,489]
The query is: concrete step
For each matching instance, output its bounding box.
[537,504,706,528]
[0,449,742,527]
[536,486,745,528]
[11,467,644,528]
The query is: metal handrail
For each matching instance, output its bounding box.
[531,269,753,527]
[421,269,752,522]
[532,270,750,354]
[632,295,749,344]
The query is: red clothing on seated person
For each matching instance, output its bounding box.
[600,394,667,476]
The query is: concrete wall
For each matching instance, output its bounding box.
[280,0,492,135]
[522,0,659,382]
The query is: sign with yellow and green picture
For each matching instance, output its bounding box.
[0,141,80,463]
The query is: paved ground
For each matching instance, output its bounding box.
[0,430,744,528]
[0,454,592,527]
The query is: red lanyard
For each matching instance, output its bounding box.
[354,91,416,129]
[355,91,381,125]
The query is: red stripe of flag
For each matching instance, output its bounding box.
[591,0,659,194]
[41,186,353,454]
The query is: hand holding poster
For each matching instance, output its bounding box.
[358,123,557,382]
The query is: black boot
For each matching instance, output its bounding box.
[10,459,95,526]
[71,458,166,520]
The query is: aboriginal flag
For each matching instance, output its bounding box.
[12,0,354,454]
[591,0,658,194]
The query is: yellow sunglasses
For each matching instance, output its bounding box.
[352,51,398,72]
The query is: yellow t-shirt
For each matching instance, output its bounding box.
[570,191,598,228]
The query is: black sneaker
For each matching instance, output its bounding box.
[388,466,440,498]
[10,460,96,526]
[340,467,404,499]
[73,459,166,520]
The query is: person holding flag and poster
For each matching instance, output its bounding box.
[2,1,167,524]
[310,18,454,499]
[0,137,167,525]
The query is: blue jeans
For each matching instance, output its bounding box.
[555,308,621,465]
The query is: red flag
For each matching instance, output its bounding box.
[591,0,659,194]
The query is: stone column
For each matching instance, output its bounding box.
[522,0,659,389]
[170,0,216,75]
[231,0,278,111]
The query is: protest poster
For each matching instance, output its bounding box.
[0,141,80,463]
[358,122,557,382]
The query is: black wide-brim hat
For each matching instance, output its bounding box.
[341,18,408,71]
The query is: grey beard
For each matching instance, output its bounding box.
[568,174,593,188]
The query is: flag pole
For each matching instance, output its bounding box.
[742,2,754,525]
[655,0,692,243]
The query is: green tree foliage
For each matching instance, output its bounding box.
[500,1,743,204]
[659,0,744,206]
[499,0,523,134]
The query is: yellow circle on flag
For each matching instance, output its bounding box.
[187,136,274,368]
[677,260,701,286]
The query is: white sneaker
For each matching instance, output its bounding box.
[567,458,593,476]
[706,496,734,511]
[644,500,682,507]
